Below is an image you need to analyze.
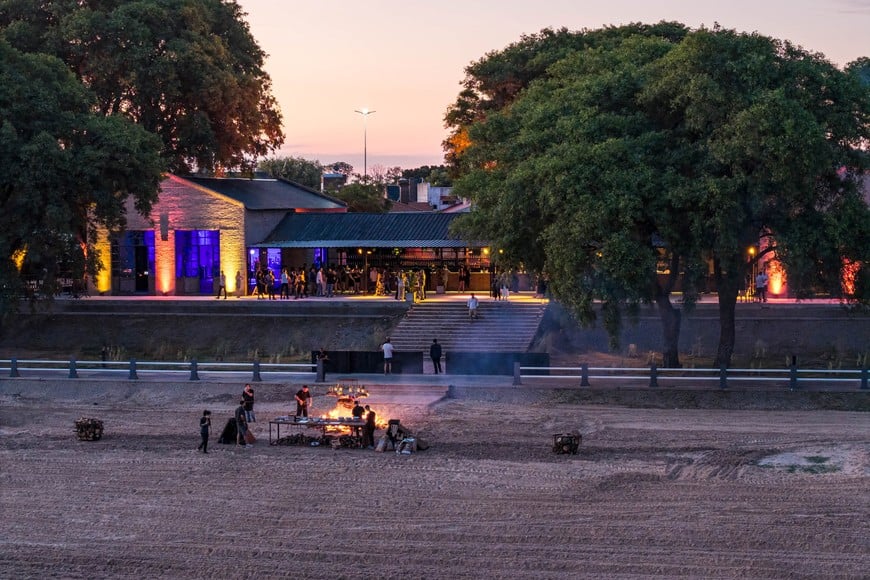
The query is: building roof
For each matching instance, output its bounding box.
[182,176,346,211]
[255,212,479,248]
[388,201,435,213]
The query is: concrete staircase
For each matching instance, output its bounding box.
[389,299,547,354]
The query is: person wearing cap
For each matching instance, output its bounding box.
[295,385,312,418]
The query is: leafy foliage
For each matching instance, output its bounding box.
[333,183,391,213]
[447,24,870,366]
[259,156,324,190]
[0,40,163,314]
[0,0,284,172]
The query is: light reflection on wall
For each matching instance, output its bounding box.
[767,259,787,296]
[155,232,175,295]
[94,232,112,294]
[842,259,859,296]
[221,231,245,294]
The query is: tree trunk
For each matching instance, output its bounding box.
[716,294,737,367]
[714,262,740,367]
[655,293,682,368]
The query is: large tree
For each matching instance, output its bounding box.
[641,29,870,364]
[0,40,163,315]
[448,24,869,367]
[0,0,284,172]
[259,156,324,190]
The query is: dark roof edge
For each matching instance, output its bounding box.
[278,177,348,207]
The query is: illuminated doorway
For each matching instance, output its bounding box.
[175,230,220,294]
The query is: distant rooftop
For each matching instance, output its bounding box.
[182,176,346,211]
[255,212,477,248]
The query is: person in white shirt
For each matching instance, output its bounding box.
[467,293,479,320]
[381,338,394,374]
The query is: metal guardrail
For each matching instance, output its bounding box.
[0,358,324,383]
[514,363,869,391]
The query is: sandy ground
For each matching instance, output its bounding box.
[1,382,868,579]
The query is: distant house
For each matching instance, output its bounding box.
[95,174,346,296]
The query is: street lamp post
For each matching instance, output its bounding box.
[354,108,375,181]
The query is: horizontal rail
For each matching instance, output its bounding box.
[515,363,868,391]
[0,358,317,381]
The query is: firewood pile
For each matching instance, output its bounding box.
[75,418,104,441]
[552,432,581,455]
[274,433,363,449]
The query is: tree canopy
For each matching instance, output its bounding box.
[259,156,324,190]
[0,39,163,313]
[0,0,284,320]
[0,0,284,173]
[333,183,391,213]
[448,24,870,366]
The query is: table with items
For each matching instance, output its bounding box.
[268,415,365,445]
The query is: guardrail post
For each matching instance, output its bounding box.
[315,358,325,383]
[69,358,78,379]
[861,365,868,390]
[719,365,728,390]
[252,360,262,382]
[789,355,798,391]
[580,363,590,387]
[129,358,138,380]
[513,362,522,386]
[190,359,200,381]
[648,364,658,388]
[10,357,20,377]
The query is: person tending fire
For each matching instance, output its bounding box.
[295,385,312,418]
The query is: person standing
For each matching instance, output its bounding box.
[295,385,312,418]
[755,268,769,303]
[197,410,211,453]
[363,405,377,449]
[280,268,290,299]
[234,399,251,447]
[418,268,427,300]
[351,400,365,436]
[216,270,227,299]
[381,338,394,374]
[266,268,276,300]
[235,270,244,298]
[430,338,443,374]
[242,384,255,423]
[467,293,479,320]
[316,347,329,381]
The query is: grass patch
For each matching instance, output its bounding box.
[804,455,830,464]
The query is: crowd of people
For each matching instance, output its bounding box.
[244,262,545,301]
[206,382,382,451]
[248,263,439,300]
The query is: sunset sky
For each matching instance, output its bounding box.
[236,0,869,171]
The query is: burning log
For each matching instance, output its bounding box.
[75,417,104,441]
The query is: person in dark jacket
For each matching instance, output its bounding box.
[429,338,443,374]
[197,410,211,453]
[363,405,377,449]
[242,384,255,423]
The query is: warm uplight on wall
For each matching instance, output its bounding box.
[482,248,490,256]
[155,237,174,295]
[768,260,786,296]
[11,247,26,271]
[94,235,112,293]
